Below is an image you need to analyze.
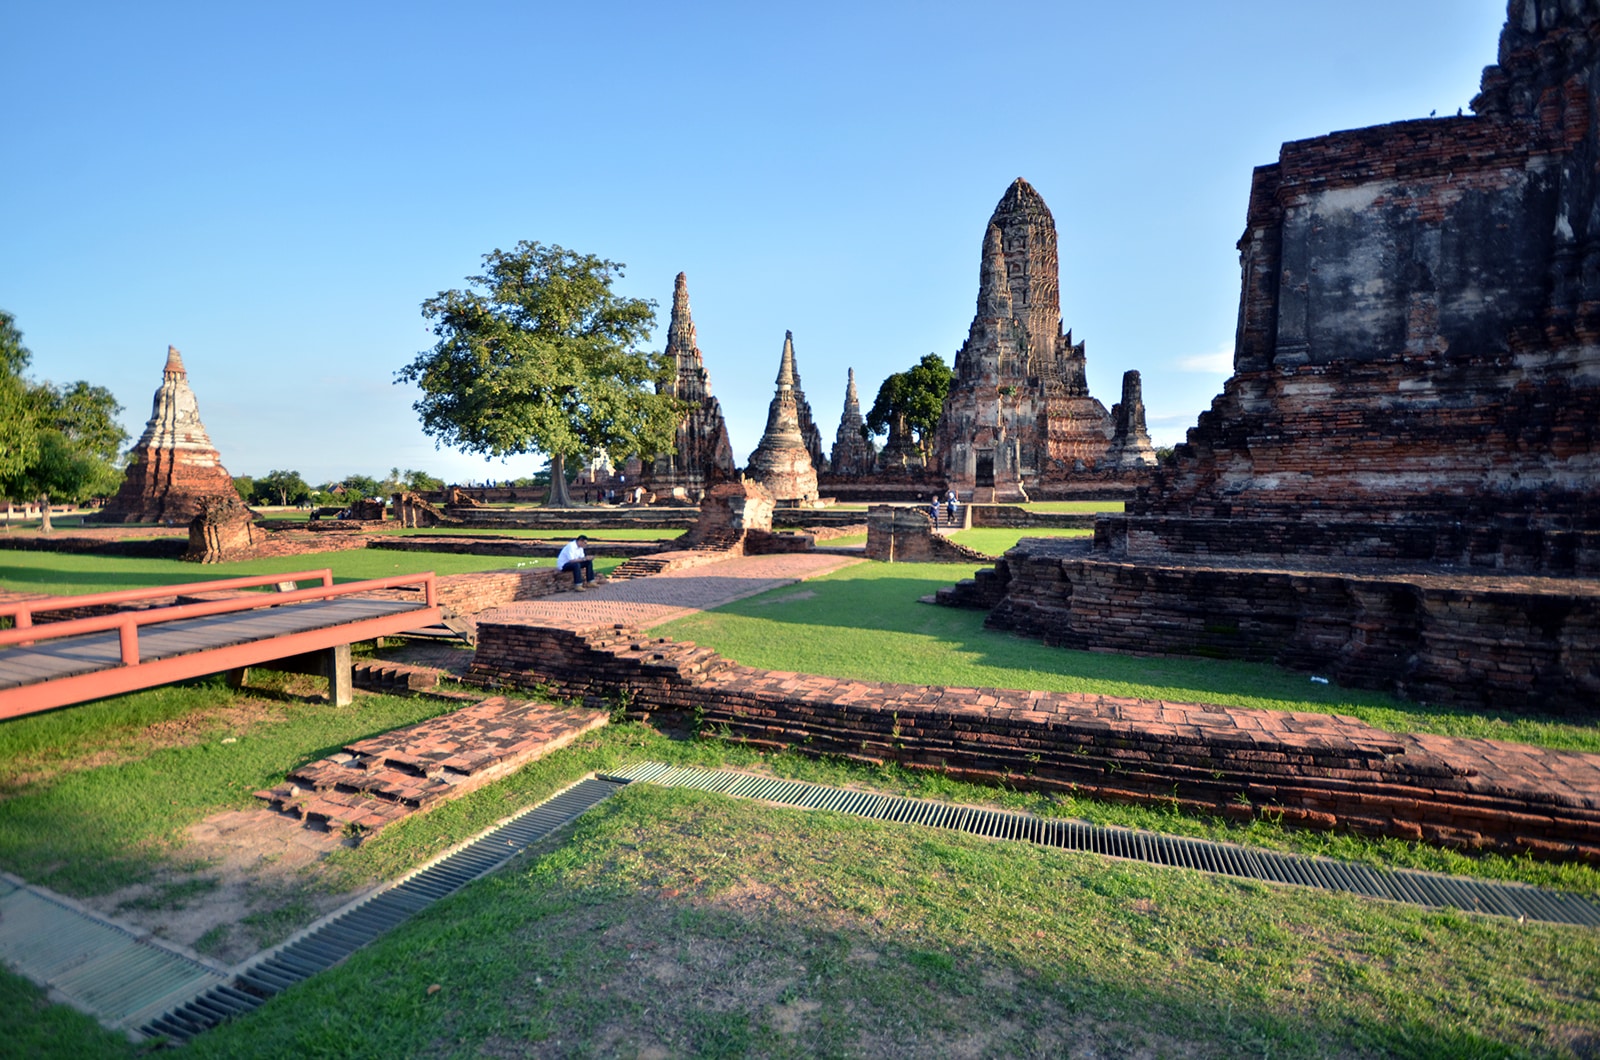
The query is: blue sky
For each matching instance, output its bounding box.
[2,1,1508,485]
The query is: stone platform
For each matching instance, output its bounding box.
[960,538,1600,717]
[255,692,606,839]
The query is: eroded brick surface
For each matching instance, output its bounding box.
[468,619,1600,863]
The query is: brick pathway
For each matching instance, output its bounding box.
[256,695,607,838]
[483,551,862,630]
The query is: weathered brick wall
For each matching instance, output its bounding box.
[466,620,1600,863]
[970,506,1097,530]
[982,539,1600,717]
[863,506,991,563]
[433,567,565,614]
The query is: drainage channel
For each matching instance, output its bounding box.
[138,776,624,1043]
[606,762,1600,929]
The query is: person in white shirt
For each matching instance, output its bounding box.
[556,535,595,590]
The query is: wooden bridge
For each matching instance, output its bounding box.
[0,571,442,720]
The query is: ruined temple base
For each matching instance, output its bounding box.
[466,620,1600,863]
[963,537,1600,718]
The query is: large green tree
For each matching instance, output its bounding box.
[867,353,954,458]
[397,242,682,507]
[254,469,312,507]
[0,311,41,483]
[0,312,128,531]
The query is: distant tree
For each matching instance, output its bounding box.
[339,474,382,500]
[401,468,444,492]
[0,311,40,484]
[397,241,682,507]
[866,353,954,458]
[254,469,311,507]
[232,475,255,502]
[0,315,128,531]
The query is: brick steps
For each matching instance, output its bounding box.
[254,694,608,841]
[351,660,442,694]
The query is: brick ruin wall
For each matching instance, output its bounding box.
[466,620,1600,863]
[977,540,1600,717]
[863,506,992,563]
[1142,108,1600,553]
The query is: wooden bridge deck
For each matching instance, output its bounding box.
[0,573,441,719]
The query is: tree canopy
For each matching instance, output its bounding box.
[397,242,683,506]
[0,311,129,527]
[866,353,954,454]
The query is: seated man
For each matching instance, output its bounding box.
[556,534,596,590]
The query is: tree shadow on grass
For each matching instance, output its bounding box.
[192,790,1571,1060]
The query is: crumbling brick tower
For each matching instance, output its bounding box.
[98,347,240,525]
[644,273,736,499]
[935,178,1114,501]
[984,1,1600,714]
[1136,0,1600,551]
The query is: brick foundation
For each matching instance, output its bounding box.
[466,620,1600,863]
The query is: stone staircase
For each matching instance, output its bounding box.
[350,659,447,694]
[933,562,1013,610]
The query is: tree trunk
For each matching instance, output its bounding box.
[38,493,52,535]
[545,453,575,508]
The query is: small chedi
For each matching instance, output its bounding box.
[644,273,736,499]
[745,331,820,503]
[99,347,241,525]
[976,0,1600,714]
[933,178,1150,501]
[828,368,876,476]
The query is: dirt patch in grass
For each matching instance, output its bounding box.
[86,806,375,965]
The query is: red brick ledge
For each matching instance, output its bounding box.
[467,620,1600,864]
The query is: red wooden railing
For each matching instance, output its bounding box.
[0,571,436,667]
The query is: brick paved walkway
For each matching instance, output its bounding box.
[483,551,862,630]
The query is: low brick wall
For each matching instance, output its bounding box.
[982,539,1600,717]
[864,506,992,563]
[466,620,1600,863]
[969,506,1097,530]
[432,567,567,615]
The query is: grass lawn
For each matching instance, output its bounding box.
[948,526,1090,555]
[656,561,1600,756]
[3,549,1599,1055]
[377,526,687,542]
[1021,500,1125,513]
[0,549,565,597]
[4,714,1598,1059]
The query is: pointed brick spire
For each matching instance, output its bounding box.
[665,272,701,372]
[646,272,735,496]
[830,367,875,476]
[746,332,819,502]
[977,224,1012,318]
[775,330,797,387]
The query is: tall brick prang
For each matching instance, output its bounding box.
[829,368,876,476]
[644,273,736,500]
[745,331,820,503]
[98,347,240,525]
[935,179,1122,501]
[1104,370,1157,469]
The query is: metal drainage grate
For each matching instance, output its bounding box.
[139,776,625,1043]
[606,762,1600,929]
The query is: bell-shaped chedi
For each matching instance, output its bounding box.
[935,179,1116,501]
[645,273,736,498]
[745,331,819,503]
[829,368,875,475]
[98,347,241,525]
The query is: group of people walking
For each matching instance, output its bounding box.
[928,489,960,528]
